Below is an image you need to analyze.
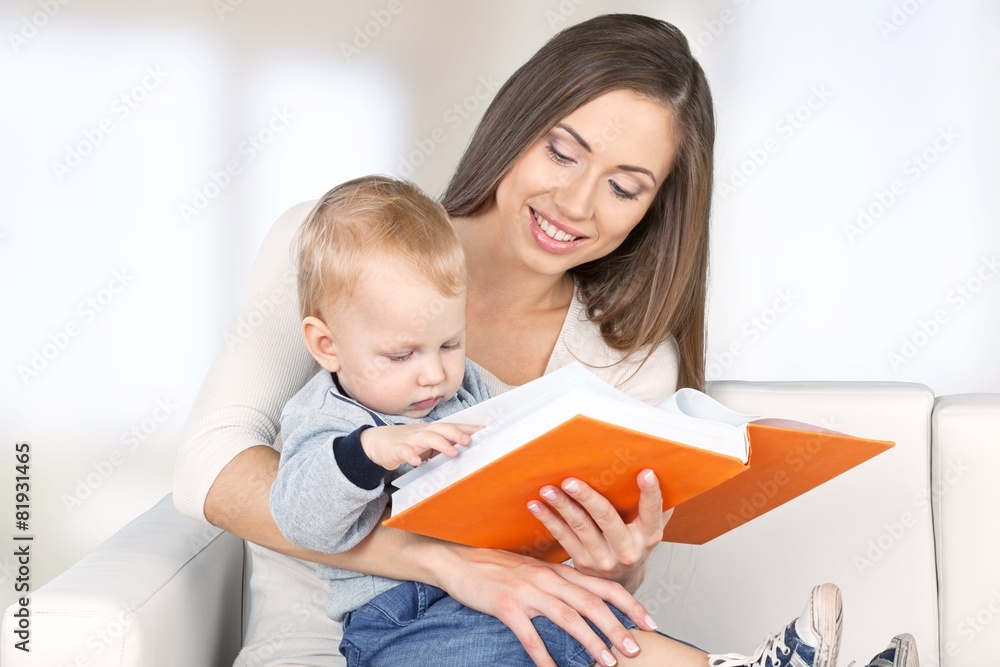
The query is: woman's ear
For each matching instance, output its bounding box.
[302,316,341,373]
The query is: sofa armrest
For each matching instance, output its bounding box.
[1,493,243,667]
[933,393,1000,666]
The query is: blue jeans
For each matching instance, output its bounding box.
[339,582,639,667]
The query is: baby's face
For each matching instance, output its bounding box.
[331,268,467,419]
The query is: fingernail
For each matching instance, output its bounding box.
[540,488,558,502]
[623,637,640,654]
[644,614,658,630]
[527,501,542,515]
[600,649,617,666]
[642,470,656,485]
[563,479,581,494]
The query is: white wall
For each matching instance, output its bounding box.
[1,0,997,636]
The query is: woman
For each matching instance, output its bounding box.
[174,14,917,667]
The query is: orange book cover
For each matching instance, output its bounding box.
[662,423,893,545]
[382,366,893,561]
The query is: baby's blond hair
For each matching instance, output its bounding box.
[296,175,466,320]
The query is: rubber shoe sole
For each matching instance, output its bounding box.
[887,634,919,667]
[809,583,843,667]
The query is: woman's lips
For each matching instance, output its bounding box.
[528,207,587,255]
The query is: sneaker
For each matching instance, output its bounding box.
[707,583,842,667]
[853,633,919,667]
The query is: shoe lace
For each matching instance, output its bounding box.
[709,632,792,667]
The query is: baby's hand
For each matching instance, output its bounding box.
[359,422,482,470]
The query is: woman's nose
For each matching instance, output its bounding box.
[552,171,596,222]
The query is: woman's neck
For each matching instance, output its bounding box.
[453,213,574,317]
[452,210,576,385]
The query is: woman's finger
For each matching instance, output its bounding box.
[442,547,653,665]
[556,562,660,633]
[492,610,558,667]
[516,563,643,665]
[559,478,634,549]
[537,484,616,563]
[632,469,667,544]
[537,594,635,666]
[526,499,584,557]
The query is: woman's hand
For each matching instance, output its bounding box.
[436,544,658,667]
[526,469,673,590]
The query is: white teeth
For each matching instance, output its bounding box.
[532,210,577,242]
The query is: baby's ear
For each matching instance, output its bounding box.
[302,316,341,373]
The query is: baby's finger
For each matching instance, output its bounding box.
[390,442,424,467]
[428,422,483,446]
[412,431,463,459]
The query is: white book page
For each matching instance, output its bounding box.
[390,367,755,514]
[394,363,638,488]
[392,389,595,513]
[577,396,748,460]
[657,388,758,426]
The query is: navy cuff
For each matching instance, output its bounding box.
[333,425,387,490]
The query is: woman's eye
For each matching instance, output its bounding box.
[386,352,413,363]
[609,180,639,201]
[545,144,574,165]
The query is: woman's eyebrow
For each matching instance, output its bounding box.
[557,123,592,152]
[556,122,658,186]
[618,164,657,185]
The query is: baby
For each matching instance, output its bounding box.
[270,176,487,586]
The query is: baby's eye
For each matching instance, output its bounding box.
[441,341,463,351]
[385,352,413,363]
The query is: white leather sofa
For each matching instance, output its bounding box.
[4,382,998,666]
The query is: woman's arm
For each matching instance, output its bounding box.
[206,444,656,667]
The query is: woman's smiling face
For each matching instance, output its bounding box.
[491,89,680,276]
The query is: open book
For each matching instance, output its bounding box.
[383,363,893,561]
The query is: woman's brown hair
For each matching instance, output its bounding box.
[441,14,713,391]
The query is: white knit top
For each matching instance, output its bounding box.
[172,202,680,523]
